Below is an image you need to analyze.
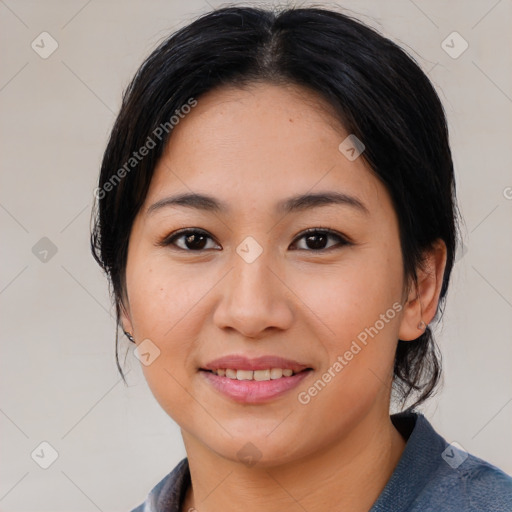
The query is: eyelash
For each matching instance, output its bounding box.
[157,227,352,253]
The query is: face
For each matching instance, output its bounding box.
[121,82,412,466]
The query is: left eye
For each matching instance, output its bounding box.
[291,228,350,251]
[158,228,350,252]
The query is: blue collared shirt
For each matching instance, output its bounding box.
[131,412,512,511]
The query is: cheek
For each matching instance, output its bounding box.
[125,257,206,401]
[291,248,403,400]
[127,256,203,336]
[294,248,402,338]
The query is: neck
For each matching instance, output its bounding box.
[181,407,407,512]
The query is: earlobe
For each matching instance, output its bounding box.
[398,290,425,341]
[119,300,134,341]
[398,239,447,341]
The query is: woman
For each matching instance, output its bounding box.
[90,5,512,512]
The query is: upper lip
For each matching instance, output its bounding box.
[201,354,312,372]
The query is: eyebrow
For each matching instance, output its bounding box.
[146,191,369,216]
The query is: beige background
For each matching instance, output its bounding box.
[1,0,511,510]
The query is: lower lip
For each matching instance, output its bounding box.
[200,369,312,404]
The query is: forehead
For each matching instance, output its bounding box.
[144,83,387,216]
[165,82,347,159]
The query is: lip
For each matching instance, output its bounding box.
[200,368,313,404]
[201,354,312,373]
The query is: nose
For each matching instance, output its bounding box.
[213,249,294,338]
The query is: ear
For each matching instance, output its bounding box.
[398,239,447,341]
[119,298,134,337]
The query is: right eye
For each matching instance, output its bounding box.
[158,228,221,251]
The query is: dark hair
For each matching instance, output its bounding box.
[90,4,460,410]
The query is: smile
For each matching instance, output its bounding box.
[200,368,313,403]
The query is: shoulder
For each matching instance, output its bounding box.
[371,412,512,512]
[129,457,190,512]
[398,413,512,512]
[414,450,512,511]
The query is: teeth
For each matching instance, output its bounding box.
[270,368,283,379]
[212,368,298,380]
[254,369,270,381]
[236,370,253,381]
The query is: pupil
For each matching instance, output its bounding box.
[186,233,206,250]
[307,233,326,250]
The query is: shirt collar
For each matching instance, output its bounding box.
[369,411,446,511]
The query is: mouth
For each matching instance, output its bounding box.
[199,367,313,381]
[199,367,314,404]
[200,354,313,375]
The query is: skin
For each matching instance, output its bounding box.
[121,82,447,512]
